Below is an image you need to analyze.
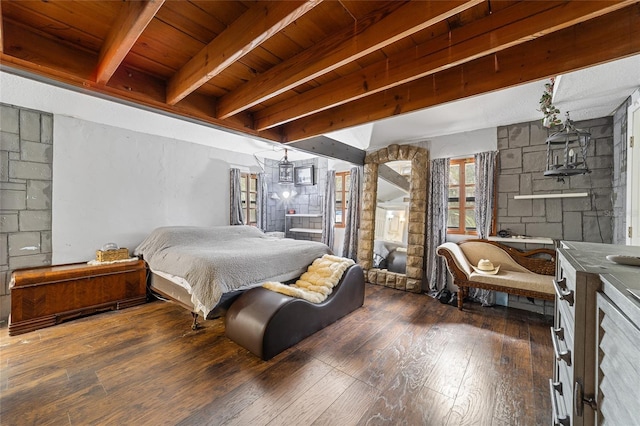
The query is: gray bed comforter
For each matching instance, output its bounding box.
[134,226,331,316]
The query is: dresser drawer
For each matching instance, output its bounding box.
[555,297,575,347]
[551,361,573,426]
[551,323,573,372]
[555,262,576,320]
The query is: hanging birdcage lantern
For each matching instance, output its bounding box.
[278,148,294,183]
[544,112,591,180]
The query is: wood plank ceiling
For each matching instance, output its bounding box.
[1,0,639,146]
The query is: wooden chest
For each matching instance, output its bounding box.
[9,260,147,336]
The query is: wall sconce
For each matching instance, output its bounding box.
[544,112,591,181]
[282,190,297,199]
[270,190,297,200]
[278,148,294,183]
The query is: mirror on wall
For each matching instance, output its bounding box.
[357,144,428,293]
[373,161,410,273]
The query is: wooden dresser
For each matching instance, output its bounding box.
[596,272,640,425]
[9,259,147,336]
[551,242,640,426]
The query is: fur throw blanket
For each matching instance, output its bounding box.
[262,254,355,303]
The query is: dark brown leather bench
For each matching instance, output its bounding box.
[225,265,365,360]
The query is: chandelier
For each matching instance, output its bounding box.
[278,148,294,183]
[544,112,591,180]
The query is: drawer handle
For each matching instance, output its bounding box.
[549,379,570,426]
[553,327,564,340]
[550,327,572,366]
[553,278,574,306]
[574,381,598,417]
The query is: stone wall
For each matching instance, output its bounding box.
[0,104,53,323]
[497,116,614,316]
[497,117,614,244]
[264,157,328,242]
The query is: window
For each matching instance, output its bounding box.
[335,171,350,228]
[448,158,476,234]
[240,173,257,225]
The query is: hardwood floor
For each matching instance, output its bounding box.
[0,284,553,425]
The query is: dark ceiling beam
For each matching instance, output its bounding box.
[255,0,633,131]
[95,0,165,85]
[216,0,483,119]
[166,0,321,105]
[287,136,365,165]
[281,4,640,142]
[378,164,410,193]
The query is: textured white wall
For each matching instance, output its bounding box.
[52,117,259,263]
[1,71,260,263]
[426,127,497,159]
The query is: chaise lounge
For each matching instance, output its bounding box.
[436,239,556,310]
[225,264,365,360]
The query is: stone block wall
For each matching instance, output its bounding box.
[264,157,328,242]
[497,117,614,244]
[497,117,615,316]
[0,104,53,323]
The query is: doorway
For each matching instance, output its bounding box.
[627,97,640,245]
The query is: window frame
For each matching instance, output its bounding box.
[447,158,477,235]
[335,171,350,228]
[446,157,498,236]
[240,172,258,226]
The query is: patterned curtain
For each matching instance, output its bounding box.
[256,172,268,231]
[426,158,449,293]
[342,166,362,260]
[470,151,498,305]
[229,168,245,226]
[321,170,336,249]
[474,151,497,239]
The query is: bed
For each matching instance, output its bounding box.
[134,226,332,325]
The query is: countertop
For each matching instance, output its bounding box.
[561,241,640,324]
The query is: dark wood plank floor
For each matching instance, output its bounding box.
[0,284,553,425]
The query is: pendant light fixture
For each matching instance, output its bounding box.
[544,112,591,180]
[278,148,294,183]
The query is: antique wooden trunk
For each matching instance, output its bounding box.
[9,260,147,336]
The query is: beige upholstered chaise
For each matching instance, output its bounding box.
[437,239,556,310]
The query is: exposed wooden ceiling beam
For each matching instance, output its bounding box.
[281,4,640,142]
[95,0,164,85]
[216,0,483,119]
[166,0,321,106]
[0,20,283,144]
[256,0,633,131]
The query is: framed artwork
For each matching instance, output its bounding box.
[294,165,315,186]
[278,162,294,183]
